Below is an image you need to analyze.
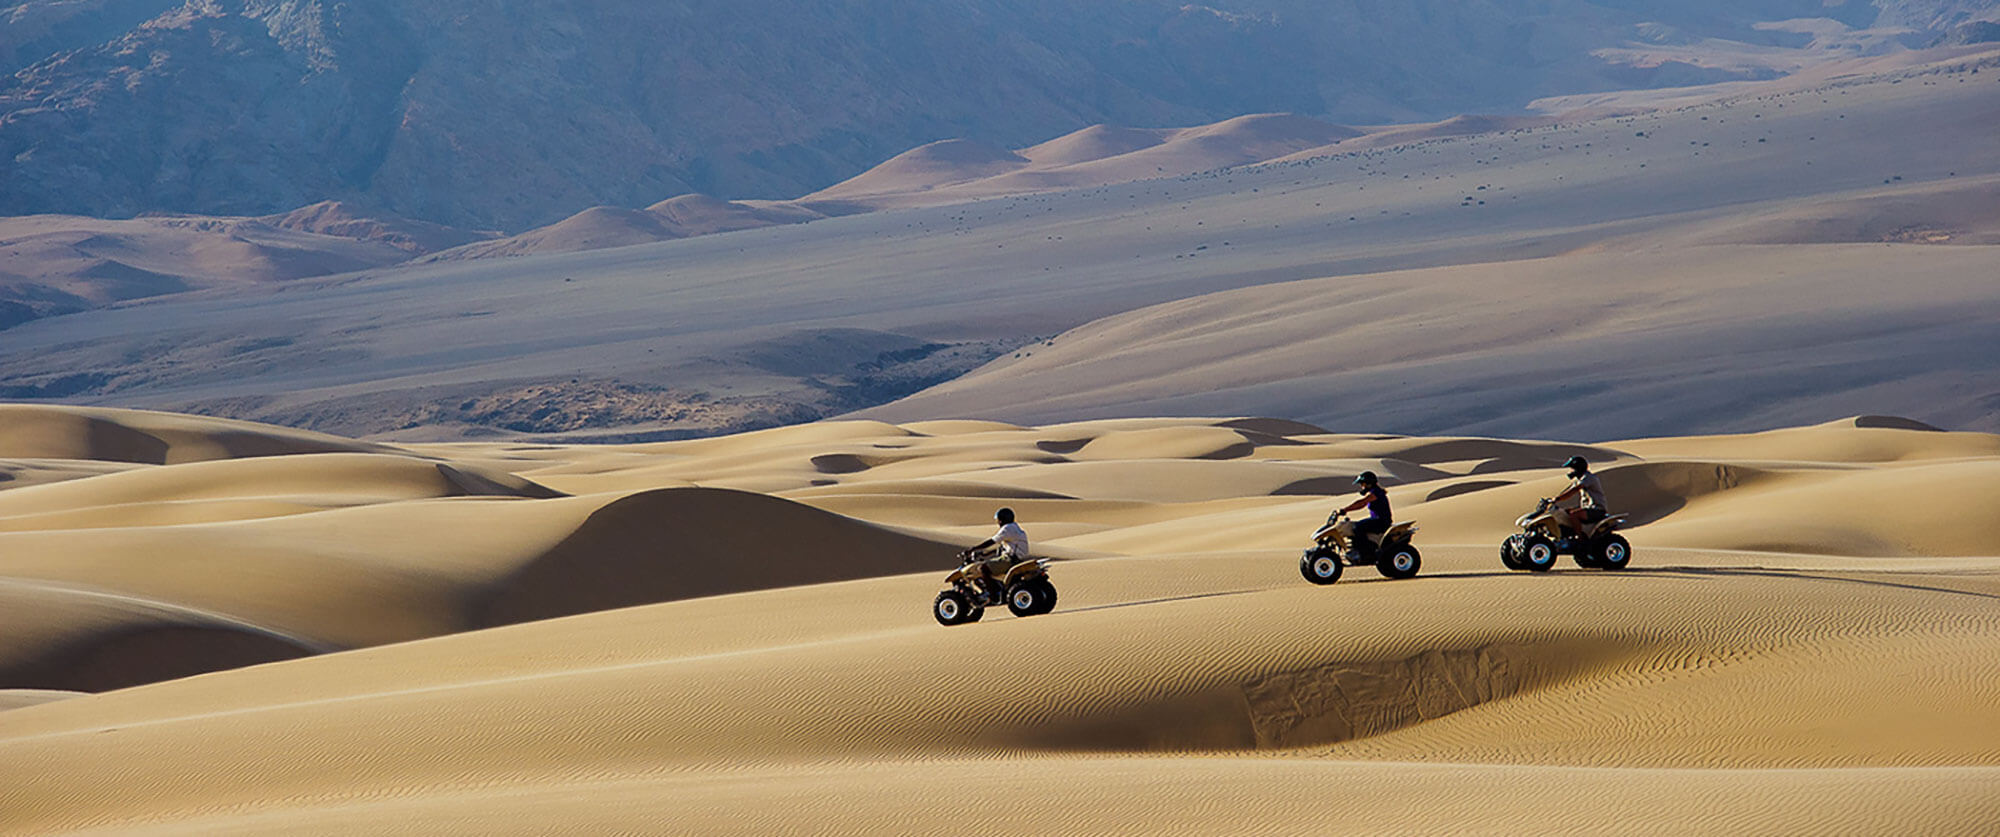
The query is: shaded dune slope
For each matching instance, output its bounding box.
[0,580,325,692]
[0,404,400,464]
[479,487,957,627]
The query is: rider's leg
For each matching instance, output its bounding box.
[978,558,1011,597]
[1334,518,1359,558]
[1579,507,1606,536]
[1352,518,1389,557]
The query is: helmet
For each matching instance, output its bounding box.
[995,507,1015,524]
[1353,470,1378,486]
[1564,456,1588,474]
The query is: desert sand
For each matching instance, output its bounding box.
[0,404,1996,834]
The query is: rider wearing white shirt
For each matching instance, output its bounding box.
[1551,456,1609,536]
[962,507,1029,594]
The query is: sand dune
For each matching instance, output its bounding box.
[806,113,1364,209]
[1269,113,1580,161]
[0,453,559,531]
[807,138,1035,202]
[0,405,1995,831]
[0,579,324,692]
[0,689,83,711]
[1690,174,2000,245]
[863,244,2000,439]
[1019,124,1173,167]
[0,206,488,328]
[258,201,494,256]
[0,409,967,692]
[424,196,824,261]
[0,404,401,463]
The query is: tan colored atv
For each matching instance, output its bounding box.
[933,551,1057,626]
[1300,511,1421,585]
[1501,498,1632,572]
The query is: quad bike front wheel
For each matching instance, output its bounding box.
[934,590,984,626]
[1378,545,1422,580]
[1500,535,1527,570]
[1595,534,1632,570]
[1301,549,1343,585]
[1006,580,1056,617]
[1520,536,1558,573]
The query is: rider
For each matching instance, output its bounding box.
[1550,456,1607,539]
[960,507,1029,597]
[1335,471,1392,560]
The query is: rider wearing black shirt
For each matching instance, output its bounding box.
[1338,471,1392,556]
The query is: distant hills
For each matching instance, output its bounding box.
[4,0,1996,231]
[0,201,493,328]
[0,107,1612,324]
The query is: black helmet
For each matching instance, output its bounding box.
[995,507,1015,524]
[1564,456,1588,474]
[1353,470,1379,486]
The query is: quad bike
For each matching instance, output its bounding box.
[1500,498,1632,572]
[1300,511,1422,585]
[933,550,1057,626]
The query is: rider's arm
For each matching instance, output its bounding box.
[1552,483,1578,503]
[1340,496,1369,513]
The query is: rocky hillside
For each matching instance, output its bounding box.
[2,0,1993,230]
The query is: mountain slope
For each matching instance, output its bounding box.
[4,0,1992,229]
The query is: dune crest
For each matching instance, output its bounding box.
[0,404,400,464]
[0,405,1997,831]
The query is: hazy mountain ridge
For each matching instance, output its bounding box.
[3,0,1993,230]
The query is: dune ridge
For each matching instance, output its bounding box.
[0,404,1995,831]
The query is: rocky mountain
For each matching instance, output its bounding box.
[2,0,1994,231]
[1876,0,2000,29]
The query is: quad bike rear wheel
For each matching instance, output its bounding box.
[934,590,983,626]
[1006,580,1055,617]
[1521,536,1558,572]
[1378,545,1422,580]
[1301,549,1343,585]
[1595,534,1632,571]
[1032,580,1058,614]
[1500,535,1527,570]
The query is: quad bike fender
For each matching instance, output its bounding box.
[1383,522,1418,542]
[1003,558,1051,584]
